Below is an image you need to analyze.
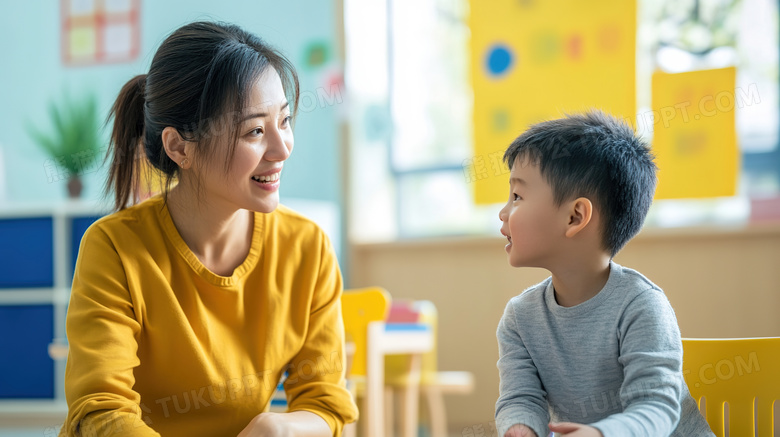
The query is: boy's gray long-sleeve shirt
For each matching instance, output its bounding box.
[495,261,714,437]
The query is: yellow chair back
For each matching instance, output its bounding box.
[682,337,780,437]
[342,287,391,377]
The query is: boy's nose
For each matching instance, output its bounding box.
[498,204,508,222]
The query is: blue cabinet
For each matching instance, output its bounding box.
[69,216,101,283]
[0,202,106,402]
[0,305,54,398]
[0,218,54,288]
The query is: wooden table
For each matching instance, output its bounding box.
[364,321,434,437]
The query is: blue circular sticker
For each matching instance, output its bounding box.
[486,44,514,77]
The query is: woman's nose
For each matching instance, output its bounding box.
[265,129,292,162]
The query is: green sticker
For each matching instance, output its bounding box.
[304,42,330,69]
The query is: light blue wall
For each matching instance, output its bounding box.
[0,2,347,429]
[0,0,343,209]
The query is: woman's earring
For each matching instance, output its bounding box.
[180,158,189,167]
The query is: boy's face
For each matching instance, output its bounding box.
[499,156,564,268]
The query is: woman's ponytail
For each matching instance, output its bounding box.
[104,74,146,212]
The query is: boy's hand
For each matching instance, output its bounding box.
[505,424,538,437]
[548,422,603,436]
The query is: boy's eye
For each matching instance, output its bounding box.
[513,193,521,201]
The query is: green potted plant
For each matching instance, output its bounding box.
[28,93,103,198]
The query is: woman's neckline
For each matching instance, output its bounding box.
[155,195,264,287]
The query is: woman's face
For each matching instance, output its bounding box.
[194,67,294,214]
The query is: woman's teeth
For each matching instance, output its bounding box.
[252,173,280,183]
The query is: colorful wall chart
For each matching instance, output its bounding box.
[61,0,141,65]
[469,0,636,204]
[651,67,739,200]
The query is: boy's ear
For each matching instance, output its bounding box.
[564,197,593,238]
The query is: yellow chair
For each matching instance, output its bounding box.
[342,287,391,379]
[682,337,780,437]
[341,287,392,437]
[385,300,475,437]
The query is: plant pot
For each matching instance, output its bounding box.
[67,176,83,198]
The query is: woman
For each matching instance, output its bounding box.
[61,21,357,437]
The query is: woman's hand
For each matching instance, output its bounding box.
[548,422,603,437]
[237,410,331,437]
[505,423,538,437]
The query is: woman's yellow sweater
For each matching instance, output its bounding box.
[60,194,358,436]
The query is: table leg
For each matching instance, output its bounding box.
[423,385,447,437]
[367,322,385,437]
[385,386,395,437]
[399,353,422,437]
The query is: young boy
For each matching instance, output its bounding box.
[495,111,714,437]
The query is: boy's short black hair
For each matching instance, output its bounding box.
[503,110,657,257]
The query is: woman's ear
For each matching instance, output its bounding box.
[161,126,192,168]
[564,197,593,238]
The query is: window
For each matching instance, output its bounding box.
[345,0,780,242]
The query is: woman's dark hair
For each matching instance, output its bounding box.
[103,21,300,211]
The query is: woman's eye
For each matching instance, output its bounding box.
[281,116,292,127]
[250,127,264,136]
[513,193,521,201]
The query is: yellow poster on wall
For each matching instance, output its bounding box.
[651,67,739,200]
[469,0,636,204]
